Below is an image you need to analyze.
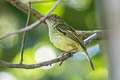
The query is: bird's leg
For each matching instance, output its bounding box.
[59,52,72,66]
[59,49,76,66]
[59,52,65,66]
[59,52,73,66]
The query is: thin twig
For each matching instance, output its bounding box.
[84,33,97,45]
[0,0,62,40]
[6,0,43,19]
[19,2,31,64]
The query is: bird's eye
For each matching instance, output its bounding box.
[51,14,58,18]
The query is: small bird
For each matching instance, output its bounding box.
[45,14,95,70]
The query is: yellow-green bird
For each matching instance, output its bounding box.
[45,14,95,70]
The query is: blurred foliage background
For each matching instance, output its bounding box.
[0,0,108,80]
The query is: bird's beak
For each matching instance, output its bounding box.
[45,19,49,24]
[45,19,52,27]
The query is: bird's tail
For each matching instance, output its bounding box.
[84,50,95,71]
[78,45,95,70]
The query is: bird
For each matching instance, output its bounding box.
[45,14,95,70]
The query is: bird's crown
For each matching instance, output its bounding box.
[48,14,64,22]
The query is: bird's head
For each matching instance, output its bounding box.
[45,14,64,28]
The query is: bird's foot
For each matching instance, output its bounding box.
[59,52,73,66]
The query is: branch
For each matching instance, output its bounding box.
[19,2,31,64]
[0,52,72,69]
[0,0,62,40]
[6,0,43,19]
[84,33,97,45]
[76,30,106,40]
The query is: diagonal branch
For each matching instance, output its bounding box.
[84,33,97,45]
[0,0,62,40]
[6,0,43,19]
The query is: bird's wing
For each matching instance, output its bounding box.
[56,24,95,70]
[56,24,86,50]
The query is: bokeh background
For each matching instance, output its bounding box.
[0,0,108,80]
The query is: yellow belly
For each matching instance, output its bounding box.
[50,34,79,52]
